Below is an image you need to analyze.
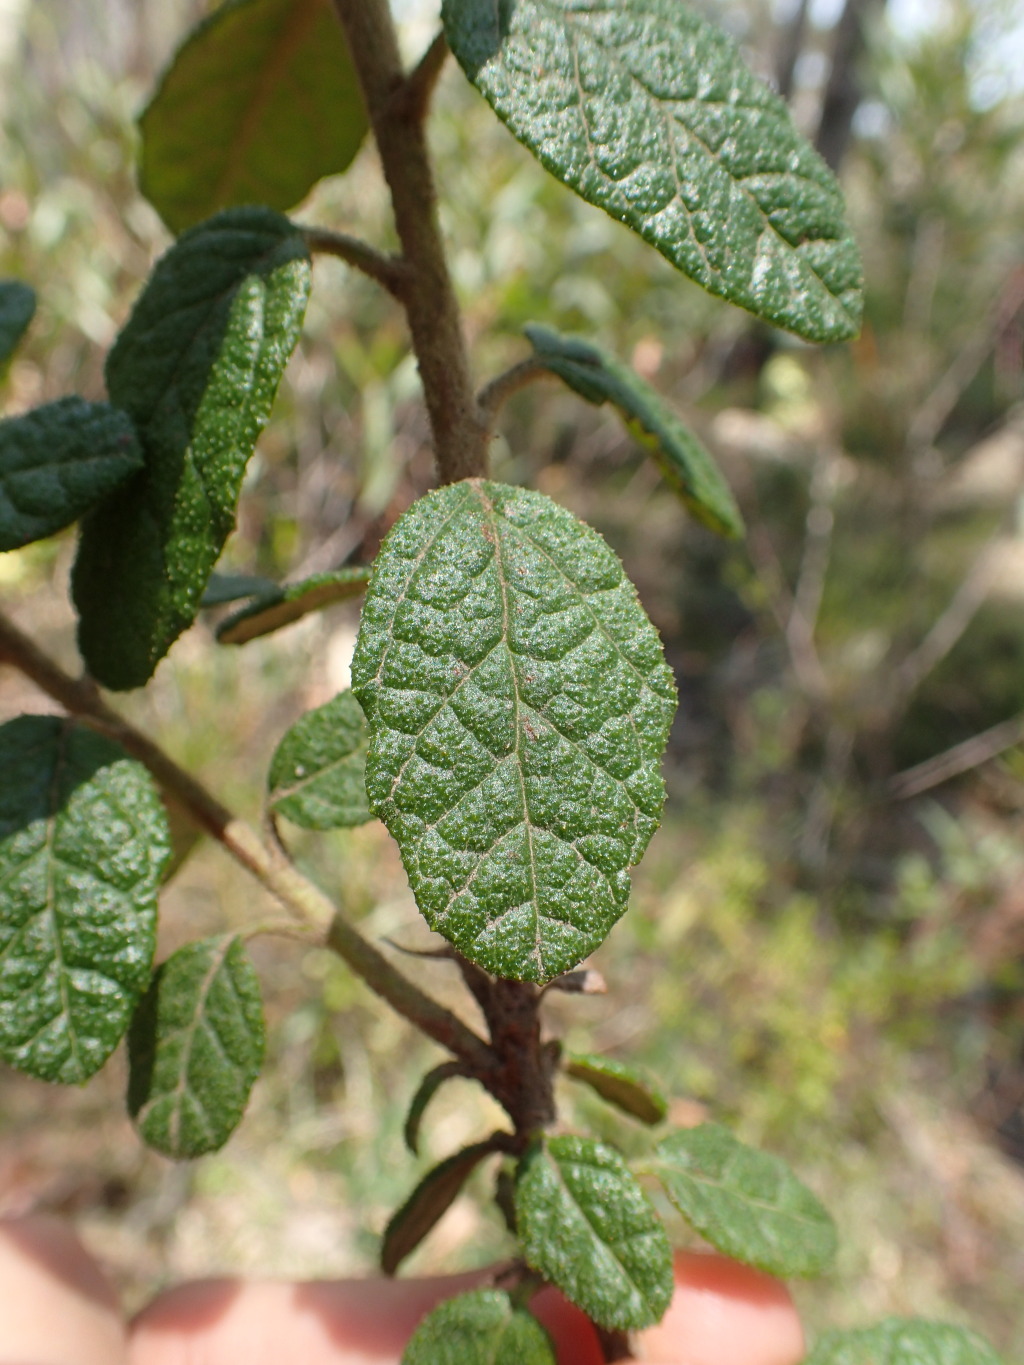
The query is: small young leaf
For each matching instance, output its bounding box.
[564,1051,667,1125]
[524,325,742,538]
[0,399,143,551]
[381,1136,504,1275]
[442,0,862,343]
[515,1134,673,1331]
[140,0,368,234]
[268,689,372,830]
[403,1061,467,1155]
[0,717,170,1084]
[72,207,311,690]
[804,1318,1005,1365]
[217,565,371,644]
[402,1288,556,1365]
[201,570,280,606]
[351,479,676,984]
[0,281,36,366]
[127,934,265,1158]
[646,1123,837,1278]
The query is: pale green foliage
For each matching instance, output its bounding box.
[72,207,311,690]
[0,717,169,1083]
[442,0,862,342]
[268,689,372,829]
[804,1318,1006,1365]
[352,478,676,983]
[515,1134,673,1330]
[0,398,142,551]
[127,934,265,1158]
[402,1288,556,1365]
[646,1123,837,1278]
[140,0,368,233]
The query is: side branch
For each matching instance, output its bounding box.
[299,225,410,299]
[393,31,449,123]
[477,358,554,431]
[0,611,493,1074]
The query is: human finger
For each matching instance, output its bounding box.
[129,1271,605,1365]
[0,1214,128,1365]
[632,1251,805,1365]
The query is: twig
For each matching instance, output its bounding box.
[893,541,997,706]
[477,358,554,430]
[299,224,409,299]
[393,31,449,123]
[888,710,1024,801]
[0,610,493,1075]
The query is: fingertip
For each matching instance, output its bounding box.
[634,1251,805,1365]
[0,1215,127,1365]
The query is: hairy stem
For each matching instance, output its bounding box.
[0,611,493,1074]
[299,224,409,298]
[331,0,488,484]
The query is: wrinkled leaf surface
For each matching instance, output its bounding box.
[268,689,371,829]
[402,1288,556,1365]
[0,717,169,1083]
[351,479,676,984]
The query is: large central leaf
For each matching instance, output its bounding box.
[442,0,862,343]
[352,480,675,984]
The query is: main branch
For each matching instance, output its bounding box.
[331,0,488,484]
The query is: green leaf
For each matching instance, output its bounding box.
[381,1136,504,1275]
[0,399,143,552]
[0,281,35,366]
[403,1061,467,1155]
[804,1318,1005,1365]
[351,479,676,984]
[402,1288,556,1365]
[268,689,372,830]
[645,1123,837,1278]
[515,1134,673,1331]
[201,570,279,606]
[127,934,265,1158]
[139,0,368,234]
[0,717,170,1084]
[72,206,311,690]
[217,565,371,644]
[524,325,742,538]
[564,1051,667,1125]
[442,0,862,343]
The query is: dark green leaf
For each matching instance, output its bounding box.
[351,479,676,984]
[381,1136,504,1275]
[404,1061,467,1155]
[564,1051,667,1125]
[804,1318,1005,1365]
[127,934,265,1158]
[515,1134,673,1331]
[217,565,371,644]
[139,0,368,234]
[0,399,143,551]
[646,1123,836,1278]
[402,1288,556,1365]
[72,207,311,690]
[524,325,742,538]
[0,717,169,1084]
[268,689,371,829]
[0,281,35,366]
[442,0,862,343]
[201,571,279,606]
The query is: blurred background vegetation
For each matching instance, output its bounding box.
[1,0,1024,1355]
